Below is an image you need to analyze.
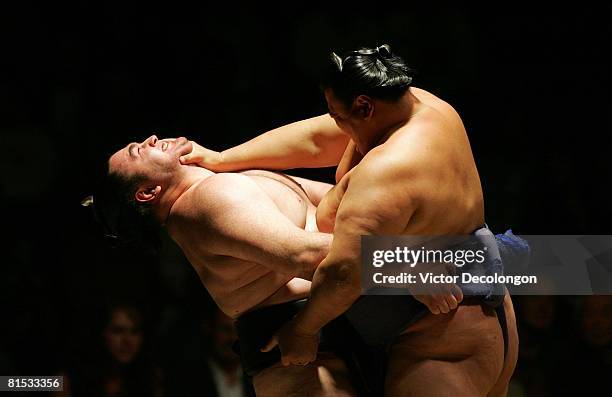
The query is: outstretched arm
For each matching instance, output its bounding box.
[181,115,350,172]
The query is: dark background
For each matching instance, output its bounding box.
[1,4,610,396]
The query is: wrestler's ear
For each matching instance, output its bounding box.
[354,95,374,120]
[135,185,162,203]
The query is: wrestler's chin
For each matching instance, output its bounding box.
[172,137,193,157]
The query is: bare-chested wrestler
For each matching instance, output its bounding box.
[179,44,520,396]
[96,135,367,396]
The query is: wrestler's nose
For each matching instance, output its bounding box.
[146,135,158,147]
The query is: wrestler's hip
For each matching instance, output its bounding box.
[233,299,355,377]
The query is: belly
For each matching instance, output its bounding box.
[186,252,310,319]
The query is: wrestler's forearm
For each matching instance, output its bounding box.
[213,115,348,171]
[294,232,333,280]
[294,258,362,334]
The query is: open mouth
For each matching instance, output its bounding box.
[162,141,169,151]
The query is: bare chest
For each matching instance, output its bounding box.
[240,170,313,229]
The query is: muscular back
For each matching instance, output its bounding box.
[397,87,484,234]
[166,170,323,318]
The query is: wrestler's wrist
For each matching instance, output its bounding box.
[215,150,225,166]
[292,315,321,336]
[204,150,224,170]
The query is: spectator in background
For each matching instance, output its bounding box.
[206,309,251,397]
[509,295,612,396]
[508,296,561,397]
[53,301,163,397]
[557,295,611,395]
[579,295,612,350]
[166,307,253,397]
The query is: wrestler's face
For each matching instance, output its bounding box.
[325,88,373,139]
[109,135,192,185]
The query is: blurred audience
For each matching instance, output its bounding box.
[165,308,253,397]
[556,295,611,395]
[53,301,163,397]
[508,296,562,396]
[205,309,251,397]
[508,295,612,396]
[11,286,610,397]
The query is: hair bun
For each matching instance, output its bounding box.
[81,195,94,207]
[331,52,344,72]
[376,44,392,59]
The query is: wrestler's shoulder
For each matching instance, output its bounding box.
[411,87,461,115]
[357,141,423,177]
[374,115,455,170]
[169,175,260,239]
[346,151,418,194]
[348,138,433,200]
[187,172,258,204]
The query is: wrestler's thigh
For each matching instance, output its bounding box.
[385,304,505,397]
[253,352,357,397]
[385,358,485,397]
